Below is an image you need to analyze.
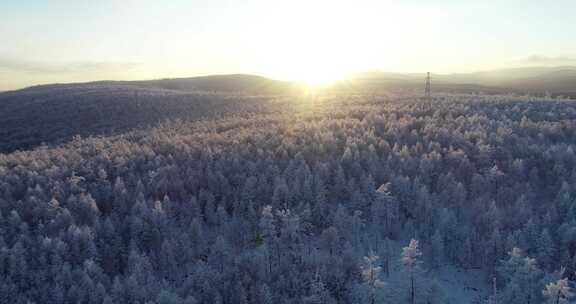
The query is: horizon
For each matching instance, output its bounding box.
[3,64,576,93]
[2,0,576,90]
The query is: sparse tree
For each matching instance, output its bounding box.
[402,239,423,304]
[361,253,385,304]
[543,278,574,304]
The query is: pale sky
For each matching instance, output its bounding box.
[1,0,575,90]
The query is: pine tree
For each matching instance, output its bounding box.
[401,239,423,304]
[430,230,444,269]
[259,205,276,274]
[537,229,556,270]
[497,247,543,304]
[375,183,398,238]
[258,283,274,304]
[304,271,336,304]
[361,253,385,304]
[542,278,574,304]
[189,217,205,259]
[210,235,229,273]
[259,205,276,241]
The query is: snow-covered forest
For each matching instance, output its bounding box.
[1,93,575,303]
[0,83,274,153]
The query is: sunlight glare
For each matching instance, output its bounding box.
[253,0,438,84]
[299,66,349,86]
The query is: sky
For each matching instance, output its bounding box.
[1,0,576,90]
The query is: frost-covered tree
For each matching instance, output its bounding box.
[542,278,574,304]
[537,229,556,270]
[361,253,385,304]
[497,247,543,304]
[259,205,276,274]
[401,239,423,304]
[304,272,336,304]
[429,230,444,269]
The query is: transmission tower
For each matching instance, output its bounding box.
[424,72,431,99]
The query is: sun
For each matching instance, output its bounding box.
[281,60,353,87]
[299,68,347,86]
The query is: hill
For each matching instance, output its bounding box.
[0,81,277,153]
[24,74,299,94]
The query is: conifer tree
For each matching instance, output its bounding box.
[361,253,385,304]
[401,239,423,304]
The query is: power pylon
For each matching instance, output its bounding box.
[424,72,431,99]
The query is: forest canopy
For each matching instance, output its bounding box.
[0,93,575,303]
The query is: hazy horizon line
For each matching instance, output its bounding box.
[3,64,576,92]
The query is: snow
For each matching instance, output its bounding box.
[433,265,490,304]
[379,240,490,304]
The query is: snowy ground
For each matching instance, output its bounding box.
[433,265,490,304]
[378,240,490,304]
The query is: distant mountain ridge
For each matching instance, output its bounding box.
[16,74,300,95]
[7,66,576,96]
[348,66,576,95]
